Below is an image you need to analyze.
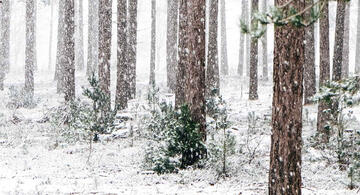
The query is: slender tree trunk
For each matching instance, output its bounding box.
[261,0,268,81]
[206,0,219,96]
[220,0,228,75]
[128,0,138,99]
[342,2,350,78]
[87,0,99,76]
[1,0,10,73]
[48,0,55,71]
[98,0,112,108]
[63,0,75,102]
[268,1,305,194]
[25,0,36,100]
[249,0,258,100]
[332,0,346,82]
[166,0,179,92]
[76,0,84,70]
[149,0,156,85]
[56,0,65,93]
[356,0,360,74]
[317,1,330,143]
[115,0,128,109]
[0,4,4,90]
[246,2,251,77]
[304,0,316,104]
[238,0,247,77]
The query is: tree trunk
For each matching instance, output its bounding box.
[76,0,84,70]
[98,0,112,107]
[356,0,360,75]
[48,0,55,70]
[1,0,10,73]
[0,3,4,90]
[342,2,350,78]
[220,0,228,75]
[166,0,178,92]
[249,0,258,100]
[115,0,128,109]
[206,0,220,96]
[238,0,248,77]
[317,1,330,143]
[261,0,268,81]
[63,0,75,102]
[268,1,305,194]
[304,0,316,104]
[25,0,36,100]
[128,0,138,99]
[332,0,346,82]
[246,2,251,77]
[87,0,99,76]
[149,0,156,85]
[56,0,65,93]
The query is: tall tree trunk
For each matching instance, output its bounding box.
[342,2,350,78]
[25,0,36,100]
[98,0,112,107]
[356,0,360,74]
[115,0,128,109]
[332,0,346,82]
[56,0,65,93]
[76,0,84,70]
[220,0,228,75]
[249,0,258,100]
[268,1,305,194]
[1,0,10,73]
[206,0,220,96]
[87,0,99,76]
[48,0,55,70]
[238,0,248,77]
[166,0,179,92]
[261,0,268,81]
[149,0,156,85]
[176,0,188,107]
[246,2,251,77]
[317,1,330,143]
[304,0,316,104]
[63,0,75,102]
[128,0,138,99]
[0,3,4,90]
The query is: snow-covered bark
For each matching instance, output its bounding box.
[56,0,65,93]
[220,0,228,75]
[128,0,137,99]
[261,0,268,81]
[149,0,156,85]
[332,0,346,82]
[342,2,350,78]
[237,0,247,77]
[249,0,258,100]
[87,0,99,76]
[75,0,84,71]
[25,0,36,99]
[0,0,10,90]
[166,0,178,92]
[356,0,360,74]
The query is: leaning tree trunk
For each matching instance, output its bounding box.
[63,0,75,102]
[128,0,138,99]
[304,0,316,104]
[56,0,65,93]
[342,2,350,78]
[166,0,179,92]
[149,0,156,85]
[356,0,360,75]
[98,0,112,108]
[25,0,36,100]
[261,0,268,81]
[332,0,346,82]
[249,0,258,100]
[76,0,84,70]
[237,0,248,77]
[317,1,330,143]
[268,1,305,194]
[206,0,220,96]
[220,0,228,75]
[115,0,128,110]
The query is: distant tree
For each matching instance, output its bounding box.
[207,0,220,96]
[98,0,112,108]
[76,0,84,70]
[246,2,251,77]
[166,0,178,92]
[63,0,75,102]
[1,0,10,73]
[25,0,36,100]
[48,0,55,70]
[332,0,346,82]
[342,2,350,78]
[261,0,268,81]
[56,0,65,93]
[304,0,316,104]
[115,0,128,109]
[356,0,360,74]
[87,0,99,76]
[128,0,138,99]
[237,0,248,77]
[220,0,228,75]
[149,0,156,85]
[249,0,258,100]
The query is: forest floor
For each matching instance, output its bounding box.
[0,71,359,195]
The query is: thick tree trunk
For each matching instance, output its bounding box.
[56,0,65,93]
[98,0,112,107]
[166,0,179,92]
[317,1,330,142]
[261,0,268,81]
[25,0,36,100]
[76,0,84,70]
[206,0,220,96]
[128,0,137,99]
[303,0,316,104]
[220,0,228,75]
[63,0,75,102]
[268,1,305,194]
[149,0,156,85]
[87,0,99,76]
[238,0,247,77]
[342,2,350,78]
[249,0,258,100]
[356,0,360,74]
[332,0,346,82]
[48,0,55,70]
[115,0,128,109]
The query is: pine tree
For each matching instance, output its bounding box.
[269,1,305,194]
[25,0,36,100]
[261,0,268,81]
[149,0,156,85]
[76,0,84,71]
[56,0,65,93]
[87,0,99,76]
[332,0,346,82]
[238,0,248,77]
[1,0,10,73]
[342,2,350,78]
[249,0,258,100]
[356,0,360,74]
[220,0,228,75]
[246,2,251,77]
[128,0,138,99]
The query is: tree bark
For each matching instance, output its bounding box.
[87,0,99,76]
[220,0,228,75]
[268,1,305,194]
[238,0,248,77]
[356,0,360,74]
[317,1,330,143]
[206,0,220,96]
[128,0,138,99]
[76,0,84,70]
[342,2,350,78]
[56,0,65,93]
[249,0,258,100]
[25,0,36,100]
[332,0,346,82]
[166,0,179,92]
[261,0,268,81]
[304,0,316,104]
[115,0,128,109]
[246,2,251,77]
[1,0,10,73]
[149,0,156,85]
